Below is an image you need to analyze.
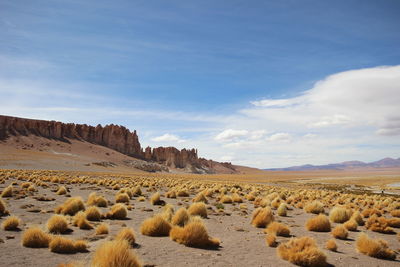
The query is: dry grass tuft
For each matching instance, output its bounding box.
[2,215,21,230]
[150,192,163,205]
[115,227,136,246]
[87,192,108,207]
[73,211,93,230]
[140,215,171,236]
[343,219,358,231]
[251,207,274,228]
[55,197,85,216]
[265,222,291,237]
[306,214,331,232]
[331,225,348,240]
[277,236,327,266]
[170,220,220,248]
[356,233,396,260]
[277,203,287,216]
[365,215,395,234]
[1,185,13,197]
[220,195,233,204]
[188,202,208,218]
[115,193,130,204]
[266,234,278,247]
[22,227,52,248]
[56,186,67,195]
[0,198,8,215]
[95,223,109,235]
[304,201,324,214]
[351,211,364,226]
[91,240,142,267]
[171,207,190,226]
[192,192,208,203]
[49,236,87,254]
[105,203,128,219]
[85,206,101,221]
[47,215,69,234]
[325,239,337,252]
[329,207,352,223]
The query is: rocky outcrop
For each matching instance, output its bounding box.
[0,115,142,158]
[0,115,236,173]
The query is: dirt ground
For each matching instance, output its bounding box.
[1,174,399,267]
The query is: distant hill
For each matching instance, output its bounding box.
[264,157,400,171]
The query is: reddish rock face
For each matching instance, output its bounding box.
[0,115,216,171]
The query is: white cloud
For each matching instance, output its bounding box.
[215,129,249,141]
[309,114,351,128]
[151,133,186,143]
[267,133,292,142]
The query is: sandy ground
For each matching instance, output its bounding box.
[1,175,399,267]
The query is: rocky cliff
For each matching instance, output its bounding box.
[0,115,232,173]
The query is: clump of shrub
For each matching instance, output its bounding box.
[266,234,277,247]
[2,215,21,230]
[95,223,109,235]
[365,215,395,234]
[140,215,171,236]
[356,233,396,260]
[115,227,136,246]
[22,227,52,248]
[49,236,87,254]
[115,193,130,204]
[47,214,69,234]
[329,207,352,223]
[188,202,207,218]
[56,186,67,195]
[305,214,331,232]
[87,192,108,207]
[91,240,142,267]
[304,201,324,214]
[85,206,101,221]
[325,239,337,252]
[170,220,220,248]
[1,185,13,197]
[251,207,274,228]
[0,198,9,215]
[277,236,327,266]
[277,203,287,216]
[331,225,348,240]
[150,192,163,205]
[73,211,93,230]
[55,197,85,216]
[344,219,358,231]
[192,192,208,203]
[105,203,128,220]
[265,222,290,237]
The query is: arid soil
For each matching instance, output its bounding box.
[0,170,399,267]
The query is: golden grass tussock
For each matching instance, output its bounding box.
[387,218,400,228]
[329,207,352,223]
[277,236,327,267]
[325,239,337,252]
[85,206,101,221]
[91,240,142,267]
[265,222,291,237]
[356,233,396,260]
[95,223,109,235]
[277,203,287,216]
[171,207,190,226]
[49,236,87,254]
[22,227,52,248]
[105,203,128,219]
[73,211,93,230]
[306,214,331,232]
[365,215,395,234]
[251,207,274,228]
[266,234,277,247]
[55,197,85,216]
[351,211,364,226]
[2,215,21,230]
[331,225,348,240]
[0,198,8,215]
[87,192,108,207]
[150,192,163,205]
[192,192,208,203]
[1,185,13,197]
[140,215,171,236]
[177,190,189,197]
[115,227,136,246]
[115,193,130,204]
[170,220,220,248]
[232,193,243,203]
[343,218,358,231]
[188,202,208,218]
[165,190,177,198]
[220,195,233,204]
[304,201,324,214]
[390,209,400,217]
[362,208,382,218]
[56,186,67,195]
[47,215,69,234]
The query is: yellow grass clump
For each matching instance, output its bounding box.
[2,215,21,230]
[331,225,348,240]
[170,220,220,248]
[188,202,208,218]
[171,207,190,226]
[1,185,13,197]
[95,223,109,235]
[73,211,93,230]
[390,209,400,217]
[85,206,101,221]
[105,203,128,220]
[325,239,337,252]
[192,192,208,203]
[365,215,395,234]
[22,227,52,248]
[47,215,69,234]
[306,214,331,232]
[49,236,87,254]
[115,227,136,246]
[304,201,324,214]
[87,192,108,207]
[91,240,142,267]
[351,211,364,226]
[266,234,277,247]
[232,193,243,203]
[356,233,396,260]
[0,198,8,215]
[115,193,130,204]
[277,203,287,216]
[277,236,327,267]
[220,195,233,204]
[55,197,85,216]
[150,192,163,205]
[329,207,352,223]
[265,222,291,237]
[251,207,274,228]
[56,186,67,195]
[140,215,171,236]
[343,219,358,231]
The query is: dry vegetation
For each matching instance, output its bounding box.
[0,168,399,266]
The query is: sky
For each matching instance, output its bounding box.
[0,0,400,168]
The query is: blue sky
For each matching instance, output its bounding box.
[1,0,400,168]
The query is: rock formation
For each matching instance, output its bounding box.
[0,115,236,173]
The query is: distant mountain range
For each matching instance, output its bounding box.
[264,157,400,171]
